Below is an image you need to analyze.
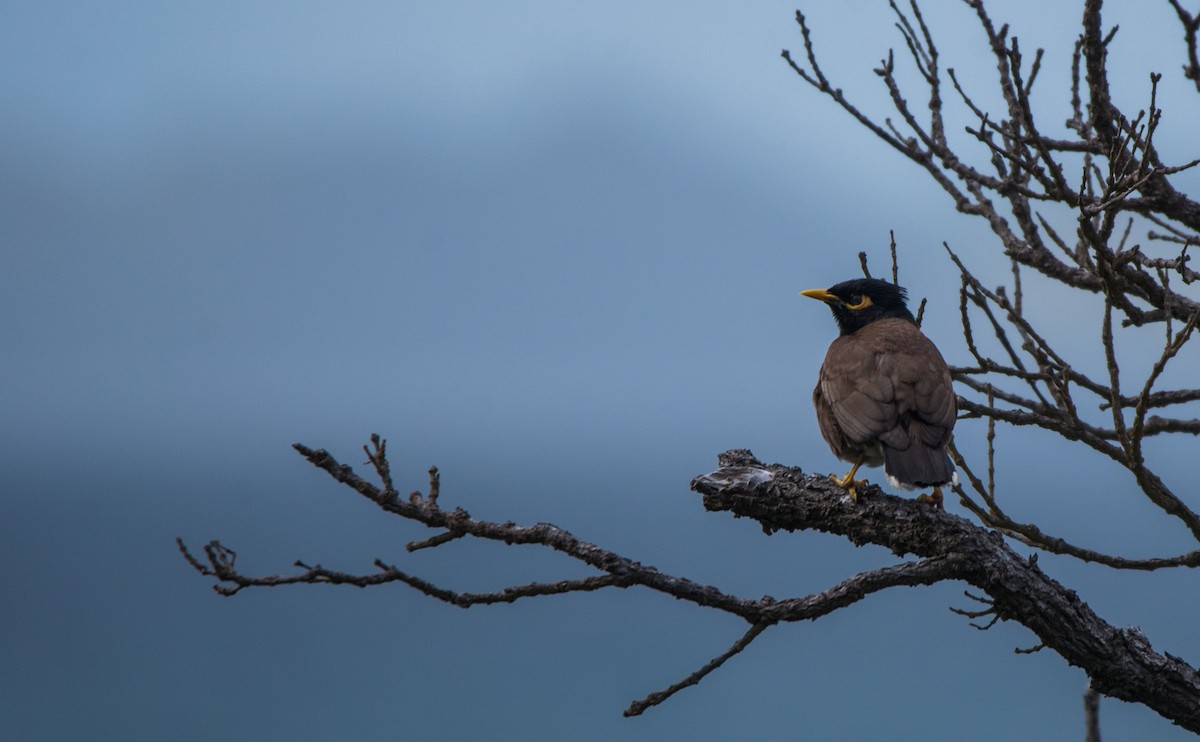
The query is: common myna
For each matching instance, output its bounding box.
[801,278,957,509]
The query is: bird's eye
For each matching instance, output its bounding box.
[845,294,873,310]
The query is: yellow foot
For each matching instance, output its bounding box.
[829,472,867,502]
[916,486,944,511]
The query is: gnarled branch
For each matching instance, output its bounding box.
[180,443,1200,731]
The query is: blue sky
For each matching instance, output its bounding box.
[3,1,1199,739]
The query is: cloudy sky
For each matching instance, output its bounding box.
[3,1,1199,739]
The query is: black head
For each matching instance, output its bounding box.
[800,277,914,336]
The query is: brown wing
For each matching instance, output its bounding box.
[813,381,875,465]
[818,318,955,453]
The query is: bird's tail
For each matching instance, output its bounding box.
[882,442,957,490]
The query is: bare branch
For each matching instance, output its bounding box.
[1170,0,1200,91]
[693,452,1200,731]
[1085,684,1103,742]
[624,623,770,717]
[183,445,1200,729]
[406,529,466,552]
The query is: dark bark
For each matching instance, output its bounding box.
[180,443,1200,732]
[695,450,1200,733]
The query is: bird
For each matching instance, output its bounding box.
[800,278,957,509]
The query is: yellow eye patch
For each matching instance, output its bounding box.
[844,294,873,310]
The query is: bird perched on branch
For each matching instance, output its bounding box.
[801,278,957,509]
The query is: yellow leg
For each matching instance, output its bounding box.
[830,457,866,502]
[916,485,944,510]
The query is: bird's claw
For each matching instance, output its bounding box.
[916,486,945,511]
[829,472,867,502]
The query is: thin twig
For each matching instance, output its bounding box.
[624,622,770,717]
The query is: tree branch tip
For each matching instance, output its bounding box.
[949,606,1001,631]
[961,590,993,606]
[858,250,872,278]
[407,530,466,553]
[176,537,213,575]
[428,466,440,487]
[623,622,770,717]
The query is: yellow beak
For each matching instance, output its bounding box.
[800,288,837,303]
